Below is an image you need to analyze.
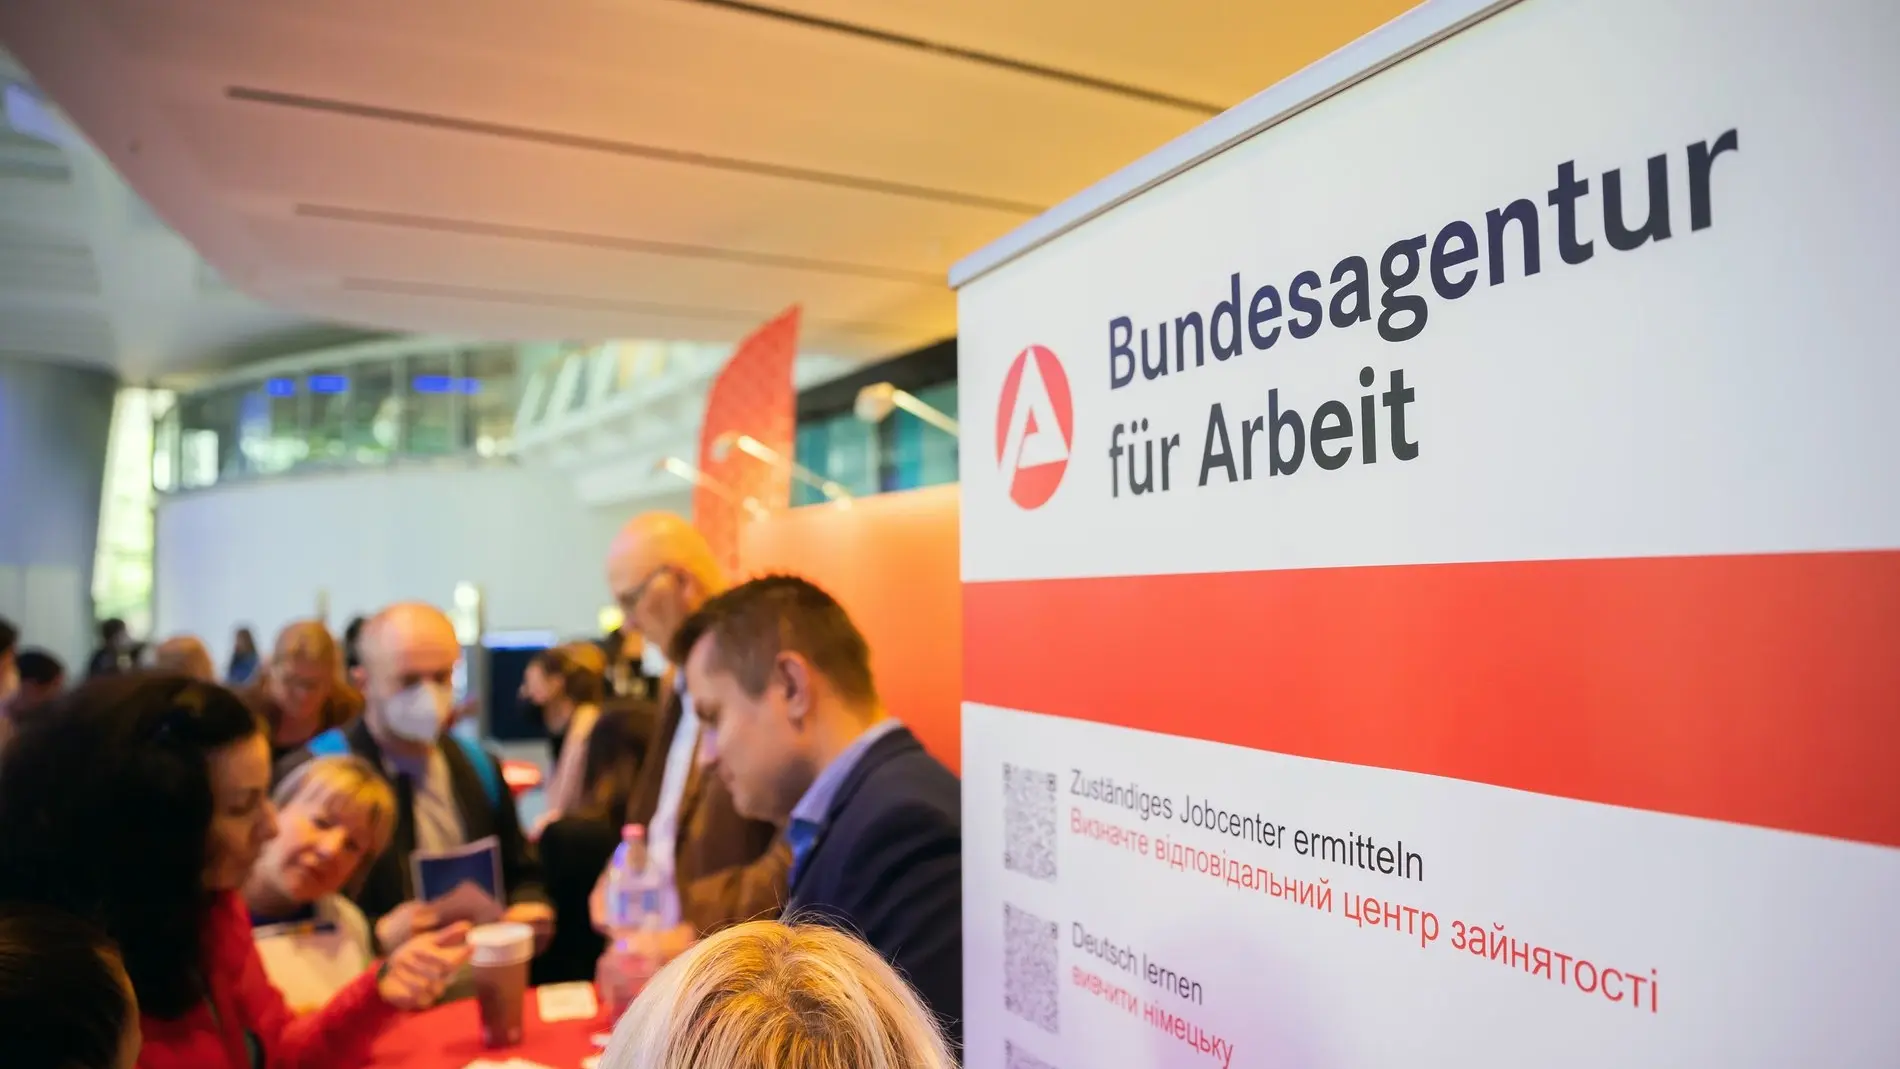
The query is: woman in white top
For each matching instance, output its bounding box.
[521,643,606,839]
[242,755,395,1012]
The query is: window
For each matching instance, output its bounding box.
[406,352,457,456]
[176,385,243,486]
[95,388,168,636]
[142,342,570,491]
[152,396,179,493]
[304,368,351,463]
[793,379,959,504]
[793,414,878,505]
[463,348,521,457]
[885,380,959,491]
[305,364,399,466]
[237,379,305,475]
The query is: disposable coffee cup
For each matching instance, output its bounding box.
[468,922,534,1048]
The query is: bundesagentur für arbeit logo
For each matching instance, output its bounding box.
[994,345,1073,510]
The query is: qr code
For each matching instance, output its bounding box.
[1004,903,1059,1034]
[1006,1040,1058,1069]
[1003,763,1058,881]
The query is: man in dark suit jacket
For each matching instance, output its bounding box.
[278,603,549,952]
[673,575,962,1051]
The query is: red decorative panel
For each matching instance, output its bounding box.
[694,306,801,572]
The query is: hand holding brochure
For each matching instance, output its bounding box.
[411,834,505,924]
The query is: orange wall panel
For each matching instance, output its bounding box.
[737,484,961,771]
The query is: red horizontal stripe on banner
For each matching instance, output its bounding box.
[964,551,1900,849]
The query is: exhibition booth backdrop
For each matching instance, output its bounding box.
[951,0,1900,1067]
[738,483,962,772]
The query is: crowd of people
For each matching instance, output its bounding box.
[0,510,964,1069]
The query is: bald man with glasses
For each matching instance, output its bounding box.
[589,513,789,954]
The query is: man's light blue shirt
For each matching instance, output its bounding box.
[785,718,904,884]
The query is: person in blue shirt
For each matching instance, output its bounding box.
[671,575,962,1053]
[226,627,261,686]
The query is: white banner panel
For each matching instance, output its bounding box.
[958,0,1900,584]
[954,0,1900,1067]
[963,704,1900,1069]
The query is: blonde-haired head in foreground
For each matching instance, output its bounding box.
[601,920,954,1069]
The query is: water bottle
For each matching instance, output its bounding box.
[596,824,667,1021]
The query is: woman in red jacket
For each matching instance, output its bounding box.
[0,673,470,1069]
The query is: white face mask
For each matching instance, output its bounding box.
[640,642,669,678]
[382,681,451,743]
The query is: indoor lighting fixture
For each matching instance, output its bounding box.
[854,382,959,436]
[656,457,770,520]
[412,374,483,395]
[709,432,852,503]
[597,605,625,635]
[450,581,484,646]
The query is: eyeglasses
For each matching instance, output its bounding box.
[276,671,330,697]
[617,565,676,615]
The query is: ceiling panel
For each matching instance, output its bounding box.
[1,0,1422,371]
[102,0,1203,206]
[723,0,1424,108]
[0,305,114,362]
[157,97,1024,275]
[0,226,99,297]
[273,283,930,357]
[235,211,949,327]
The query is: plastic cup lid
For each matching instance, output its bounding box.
[467,921,535,966]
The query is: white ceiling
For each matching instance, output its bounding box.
[0,0,1419,376]
[0,50,376,379]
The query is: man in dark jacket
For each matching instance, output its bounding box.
[279,603,550,952]
[673,575,962,1052]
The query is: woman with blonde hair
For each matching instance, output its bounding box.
[246,620,364,763]
[243,755,403,1010]
[602,920,956,1069]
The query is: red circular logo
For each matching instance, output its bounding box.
[994,345,1074,510]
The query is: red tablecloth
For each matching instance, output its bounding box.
[365,991,605,1068]
[500,759,544,796]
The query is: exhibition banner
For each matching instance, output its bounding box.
[695,305,800,571]
[955,0,1900,1066]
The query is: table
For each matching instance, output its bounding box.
[365,990,604,1068]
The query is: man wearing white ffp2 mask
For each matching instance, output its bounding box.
[382,678,453,743]
[277,603,552,956]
